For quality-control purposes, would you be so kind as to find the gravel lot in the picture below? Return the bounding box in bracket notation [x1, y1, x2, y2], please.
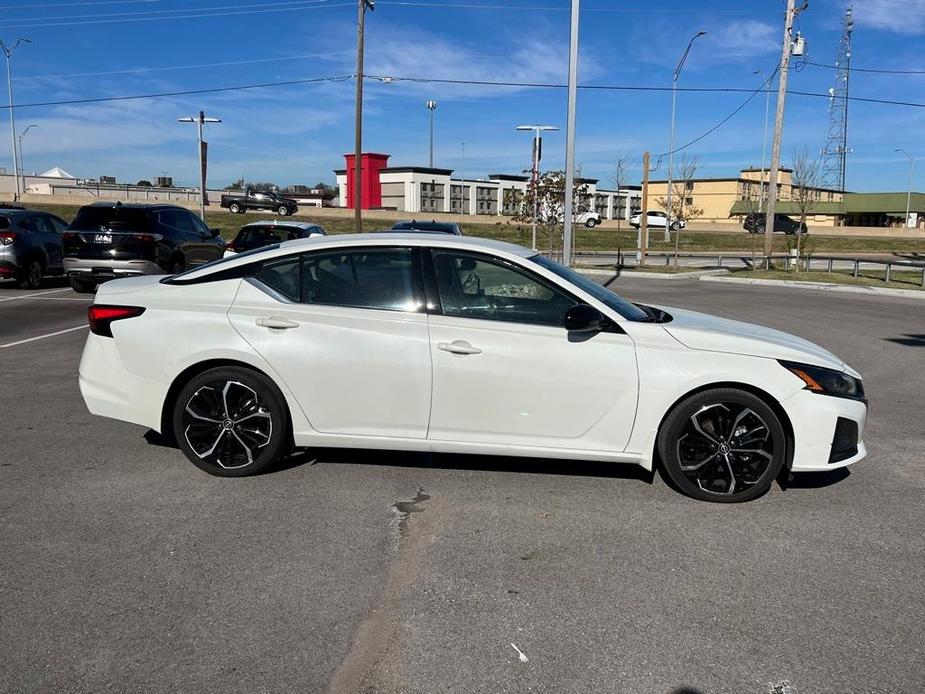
[1, 276, 922, 694]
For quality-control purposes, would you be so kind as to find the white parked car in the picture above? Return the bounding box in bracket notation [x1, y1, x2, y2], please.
[575, 206, 602, 228]
[630, 211, 685, 231]
[79, 234, 867, 502]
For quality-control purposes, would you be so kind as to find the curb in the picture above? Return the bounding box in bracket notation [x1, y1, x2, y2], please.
[700, 275, 925, 300]
[577, 268, 729, 280]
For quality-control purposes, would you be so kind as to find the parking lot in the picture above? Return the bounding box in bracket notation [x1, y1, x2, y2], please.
[1, 276, 923, 694]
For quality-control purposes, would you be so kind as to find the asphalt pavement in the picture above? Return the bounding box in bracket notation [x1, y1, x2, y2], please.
[1, 276, 923, 694]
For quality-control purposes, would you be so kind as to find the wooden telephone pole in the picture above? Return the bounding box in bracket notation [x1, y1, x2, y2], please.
[354, 0, 374, 233]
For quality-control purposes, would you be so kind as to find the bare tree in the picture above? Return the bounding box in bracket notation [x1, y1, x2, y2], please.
[791, 147, 821, 269]
[656, 155, 703, 265]
[514, 169, 590, 258]
[611, 153, 631, 231]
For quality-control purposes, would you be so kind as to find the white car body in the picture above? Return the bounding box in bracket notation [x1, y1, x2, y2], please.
[630, 211, 686, 230]
[78, 234, 866, 495]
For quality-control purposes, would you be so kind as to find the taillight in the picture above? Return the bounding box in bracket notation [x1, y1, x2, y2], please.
[88, 305, 145, 337]
[130, 233, 162, 243]
[62, 231, 76, 241]
[0, 231, 16, 246]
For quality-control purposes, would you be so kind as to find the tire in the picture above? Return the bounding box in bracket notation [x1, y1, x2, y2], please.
[19, 258, 44, 289]
[172, 366, 291, 477]
[170, 256, 185, 275]
[277, 205, 289, 216]
[657, 387, 786, 503]
[229, 202, 242, 214]
[670, 221, 681, 231]
[69, 277, 96, 293]
[584, 218, 598, 228]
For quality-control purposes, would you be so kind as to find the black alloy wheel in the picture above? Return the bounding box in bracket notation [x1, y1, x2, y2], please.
[658, 388, 786, 502]
[19, 258, 43, 289]
[173, 367, 290, 476]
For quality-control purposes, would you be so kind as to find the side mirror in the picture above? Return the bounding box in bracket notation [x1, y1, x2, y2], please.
[210, 228, 221, 237]
[563, 304, 609, 333]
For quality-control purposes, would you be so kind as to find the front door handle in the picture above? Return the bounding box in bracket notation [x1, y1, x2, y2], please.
[438, 340, 482, 355]
[256, 316, 299, 329]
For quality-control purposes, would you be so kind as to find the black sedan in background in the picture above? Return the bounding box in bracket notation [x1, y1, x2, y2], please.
[389, 220, 463, 235]
[744, 213, 808, 235]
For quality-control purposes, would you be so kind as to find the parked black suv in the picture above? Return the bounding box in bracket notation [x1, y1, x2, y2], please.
[0, 204, 69, 289]
[63, 202, 225, 292]
[743, 213, 808, 235]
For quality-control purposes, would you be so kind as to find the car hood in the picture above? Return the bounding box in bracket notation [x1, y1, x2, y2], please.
[659, 306, 858, 376]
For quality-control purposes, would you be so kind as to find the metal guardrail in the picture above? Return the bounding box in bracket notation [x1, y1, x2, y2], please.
[573, 250, 925, 288]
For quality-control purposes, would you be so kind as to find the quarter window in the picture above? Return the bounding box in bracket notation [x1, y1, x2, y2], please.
[431, 251, 575, 327]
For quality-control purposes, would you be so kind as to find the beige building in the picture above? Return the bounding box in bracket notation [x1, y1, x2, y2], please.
[646, 168, 844, 226]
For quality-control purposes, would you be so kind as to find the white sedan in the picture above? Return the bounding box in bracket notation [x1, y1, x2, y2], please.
[78, 234, 867, 502]
[630, 211, 686, 231]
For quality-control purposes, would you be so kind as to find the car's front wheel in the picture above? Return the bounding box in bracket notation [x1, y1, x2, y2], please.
[584, 218, 598, 228]
[657, 387, 786, 502]
[173, 366, 290, 477]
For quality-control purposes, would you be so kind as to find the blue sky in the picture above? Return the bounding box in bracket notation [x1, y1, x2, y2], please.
[2, 0, 924, 192]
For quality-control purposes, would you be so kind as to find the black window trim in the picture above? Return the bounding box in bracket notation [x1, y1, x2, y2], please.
[422, 247, 624, 332]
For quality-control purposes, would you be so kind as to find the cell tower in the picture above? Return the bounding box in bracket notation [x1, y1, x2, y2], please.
[820, 6, 854, 191]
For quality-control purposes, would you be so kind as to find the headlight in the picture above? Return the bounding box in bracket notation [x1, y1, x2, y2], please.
[779, 360, 865, 401]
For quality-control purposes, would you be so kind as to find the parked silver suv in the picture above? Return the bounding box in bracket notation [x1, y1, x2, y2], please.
[0, 204, 69, 289]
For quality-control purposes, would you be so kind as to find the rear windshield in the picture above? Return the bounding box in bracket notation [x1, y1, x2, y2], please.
[392, 221, 456, 233]
[69, 207, 151, 231]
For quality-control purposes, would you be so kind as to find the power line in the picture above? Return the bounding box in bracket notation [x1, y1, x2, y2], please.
[805, 60, 925, 75]
[0, 0, 160, 8]
[377, 1, 782, 10]
[0, 0, 352, 27]
[0, 0, 334, 23]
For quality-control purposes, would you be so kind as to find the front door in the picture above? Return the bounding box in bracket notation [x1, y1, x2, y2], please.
[425, 250, 638, 452]
[227, 246, 432, 439]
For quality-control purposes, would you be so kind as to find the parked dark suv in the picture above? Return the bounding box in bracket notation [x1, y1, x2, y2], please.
[743, 213, 808, 235]
[0, 204, 69, 289]
[63, 202, 225, 292]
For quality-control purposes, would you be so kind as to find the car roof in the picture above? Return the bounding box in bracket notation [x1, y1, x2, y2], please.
[240, 220, 321, 231]
[177, 232, 535, 281]
[82, 201, 185, 211]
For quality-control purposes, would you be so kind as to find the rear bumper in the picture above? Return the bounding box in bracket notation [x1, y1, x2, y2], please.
[0, 259, 21, 277]
[64, 257, 162, 281]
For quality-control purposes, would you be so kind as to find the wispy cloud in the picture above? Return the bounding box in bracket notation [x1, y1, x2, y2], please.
[853, 0, 925, 35]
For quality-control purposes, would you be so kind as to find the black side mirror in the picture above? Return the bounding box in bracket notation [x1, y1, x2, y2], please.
[210, 228, 221, 237]
[563, 304, 609, 333]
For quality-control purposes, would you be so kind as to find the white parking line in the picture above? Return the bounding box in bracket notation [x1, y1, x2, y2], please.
[0, 325, 88, 349]
[0, 288, 72, 303]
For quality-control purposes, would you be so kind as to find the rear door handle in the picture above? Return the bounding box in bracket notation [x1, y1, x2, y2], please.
[256, 316, 299, 329]
[438, 340, 482, 355]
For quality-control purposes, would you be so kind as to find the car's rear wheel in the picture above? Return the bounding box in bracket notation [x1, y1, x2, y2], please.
[69, 277, 96, 293]
[657, 388, 786, 502]
[585, 218, 598, 228]
[173, 366, 290, 477]
[277, 205, 289, 216]
[229, 202, 242, 214]
[170, 256, 185, 274]
[19, 258, 44, 289]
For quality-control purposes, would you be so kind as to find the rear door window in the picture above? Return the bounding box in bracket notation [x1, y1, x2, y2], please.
[70, 207, 151, 231]
[302, 249, 418, 311]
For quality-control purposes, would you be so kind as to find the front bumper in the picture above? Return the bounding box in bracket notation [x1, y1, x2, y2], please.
[782, 388, 868, 471]
[64, 257, 162, 281]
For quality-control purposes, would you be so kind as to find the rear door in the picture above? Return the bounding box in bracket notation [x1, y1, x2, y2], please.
[227, 246, 433, 438]
[65, 206, 155, 261]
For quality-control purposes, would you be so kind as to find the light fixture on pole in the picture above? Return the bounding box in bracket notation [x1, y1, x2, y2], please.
[895, 148, 915, 229]
[178, 110, 221, 220]
[425, 100, 437, 168]
[1, 38, 31, 202]
[517, 124, 558, 251]
[665, 30, 706, 242]
[17, 123, 36, 195]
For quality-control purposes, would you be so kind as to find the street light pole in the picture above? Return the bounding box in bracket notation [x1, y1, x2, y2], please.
[426, 100, 437, 168]
[354, 0, 375, 233]
[1, 38, 30, 202]
[517, 124, 558, 251]
[895, 148, 914, 229]
[665, 31, 706, 242]
[17, 123, 36, 196]
[561, 0, 580, 267]
[755, 69, 772, 213]
[178, 111, 221, 220]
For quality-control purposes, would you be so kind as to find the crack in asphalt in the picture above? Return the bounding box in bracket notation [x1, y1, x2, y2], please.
[327, 486, 436, 694]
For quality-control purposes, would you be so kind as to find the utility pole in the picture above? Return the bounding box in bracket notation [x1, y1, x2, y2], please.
[517, 125, 558, 250]
[764, 0, 805, 257]
[639, 151, 650, 266]
[354, 0, 374, 233]
[561, 0, 580, 267]
[1, 38, 30, 202]
[426, 100, 437, 168]
[178, 110, 221, 220]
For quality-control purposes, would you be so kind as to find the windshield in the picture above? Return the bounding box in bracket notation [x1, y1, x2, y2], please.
[529, 254, 650, 321]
